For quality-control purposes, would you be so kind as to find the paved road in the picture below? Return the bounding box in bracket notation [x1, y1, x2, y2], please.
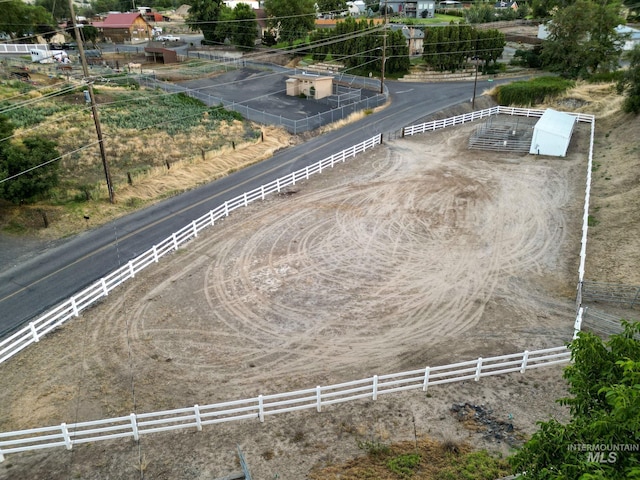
[0, 75, 502, 338]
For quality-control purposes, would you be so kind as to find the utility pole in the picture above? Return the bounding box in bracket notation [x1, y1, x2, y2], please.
[380, 0, 388, 94]
[68, 0, 115, 203]
[471, 38, 479, 109]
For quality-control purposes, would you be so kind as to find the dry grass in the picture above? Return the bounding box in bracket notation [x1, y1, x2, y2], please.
[308, 437, 511, 480]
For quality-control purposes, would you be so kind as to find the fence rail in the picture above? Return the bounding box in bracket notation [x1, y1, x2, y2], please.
[0, 346, 570, 461]
[581, 307, 638, 336]
[0, 135, 382, 365]
[139, 68, 386, 134]
[0, 106, 597, 463]
[402, 105, 596, 339]
[581, 281, 640, 308]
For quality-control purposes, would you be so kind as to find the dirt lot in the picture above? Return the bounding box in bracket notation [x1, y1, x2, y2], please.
[0, 100, 638, 479]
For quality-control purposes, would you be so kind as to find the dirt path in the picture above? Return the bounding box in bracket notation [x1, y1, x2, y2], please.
[0, 118, 593, 479]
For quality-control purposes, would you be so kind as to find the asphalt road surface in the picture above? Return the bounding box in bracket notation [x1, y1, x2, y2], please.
[0, 75, 503, 338]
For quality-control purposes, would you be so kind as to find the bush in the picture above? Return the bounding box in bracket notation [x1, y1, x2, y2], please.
[387, 453, 421, 477]
[511, 46, 542, 68]
[496, 76, 575, 106]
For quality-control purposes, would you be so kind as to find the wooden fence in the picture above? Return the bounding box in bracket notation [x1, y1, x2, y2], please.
[0, 106, 597, 462]
[0, 135, 382, 365]
[0, 346, 570, 461]
[0, 105, 597, 363]
[402, 105, 596, 339]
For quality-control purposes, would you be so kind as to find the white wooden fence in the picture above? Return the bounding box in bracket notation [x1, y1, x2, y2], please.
[402, 105, 596, 338]
[0, 44, 48, 55]
[0, 135, 382, 365]
[0, 346, 570, 461]
[0, 105, 597, 462]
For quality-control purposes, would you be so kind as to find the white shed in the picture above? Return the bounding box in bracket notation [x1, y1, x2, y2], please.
[529, 109, 577, 157]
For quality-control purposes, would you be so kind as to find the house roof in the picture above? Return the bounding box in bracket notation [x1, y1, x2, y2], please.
[616, 24, 640, 40]
[390, 24, 425, 39]
[99, 13, 145, 28]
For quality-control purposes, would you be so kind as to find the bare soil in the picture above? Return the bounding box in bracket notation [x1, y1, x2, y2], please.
[0, 100, 638, 480]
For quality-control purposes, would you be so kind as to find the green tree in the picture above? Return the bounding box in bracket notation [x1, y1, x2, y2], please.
[540, 0, 625, 78]
[88, 0, 130, 16]
[385, 29, 411, 76]
[69, 25, 100, 49]
[618, 45, 640, 114]
[186, 0, 227, 45]
[232, 3, 258, 50]
[0, 137, 61, 204]
[509, 321, 640, 479]
[0, 0, 55, 40]
[465, 3, 495, 23]
[35, 0, 71, 22]
[317, 0, 348, 14]
[0, 116, 14, 164]
[264, 0, 316, 45]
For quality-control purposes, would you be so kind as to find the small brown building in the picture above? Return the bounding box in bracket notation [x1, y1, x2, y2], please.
[93, 13, 153, 44]
[286, 74, 333, 99]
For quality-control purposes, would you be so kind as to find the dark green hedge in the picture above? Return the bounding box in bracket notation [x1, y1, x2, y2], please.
[496, 76, 575, 106]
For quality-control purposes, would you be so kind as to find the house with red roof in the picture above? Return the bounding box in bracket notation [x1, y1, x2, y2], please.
[93, 13, 153, 44]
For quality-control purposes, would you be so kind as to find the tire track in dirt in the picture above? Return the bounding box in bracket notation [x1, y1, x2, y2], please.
[82, 120, 584, 403]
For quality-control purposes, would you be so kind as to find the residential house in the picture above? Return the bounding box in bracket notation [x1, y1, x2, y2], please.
[390, 24, 424, 55]
[143, 12, 172, 23]
[615, 25, 640, 51]
[347, 1, 367, 15]
[381, 0, 436, 18]
[93, 13, 153, 44]
[494, 0, 518, 10]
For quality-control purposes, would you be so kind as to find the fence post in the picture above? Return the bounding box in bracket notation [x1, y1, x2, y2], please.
[172, 232, 179, 251]
[258, 395, 264, 422]
[29, 322, 40, 343]
[130, 413, 139, 441]
[224, 202, 229, 217]
[128, 260, 135, 279]
[61, 423, 72, 450]
[520, 351, 529, 373]
[475, 357, 483, 381]
[71, 297, 79, 317]
[194, 404, 202, 431]
[573, 307, 584, 339]
[422, 367, 430, 392]
[101, 278, 109, 296]
[192, 220, 198, 238]
[316, 386, 322, 412]
[372, 375, 378, 401]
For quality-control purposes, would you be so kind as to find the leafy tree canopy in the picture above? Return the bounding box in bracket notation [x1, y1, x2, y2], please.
[317, 0, 348, 15]
[0, 137, 61, 204]
[186, 0, 229, 45]
[264, 0, 316, 45]
[618, 45, 640, 114]
[540, 0, 625, 78]
[35, 0, 71, 22]
[0, 0, 55, 40]
[232, 3, 258, 51]
[510, 321, 640, 479]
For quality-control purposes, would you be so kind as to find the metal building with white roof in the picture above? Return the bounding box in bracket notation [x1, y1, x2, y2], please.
[529, 108, 577, 157]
